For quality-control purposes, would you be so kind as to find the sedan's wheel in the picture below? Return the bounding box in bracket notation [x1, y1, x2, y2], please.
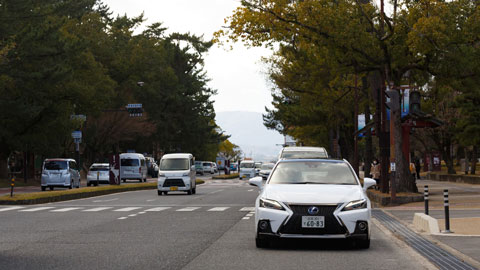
[41, 186, 46, 191]
[157, 190, 162, 196]
[69, 180, 73, 189]
[49, 186, 54, 191]
[87, 182, 91, 187]
[94, 181, 98, 187]
[76, 180, 80, 188]
[163, 191, 168, 195]
[192, 188, 196, 194]
[255, 237, 269, 248]
[355, 239, 370, 249]
[139, 178, 142, 183]
[187, 189, 192, 195]
[122, 179, 126, 183]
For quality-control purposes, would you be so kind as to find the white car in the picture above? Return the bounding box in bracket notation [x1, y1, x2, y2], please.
[87, 163, 109, 186]
[157, 153, 196, 195]
[239, 160, 256, 179]
[278, 146, 329, 159]
[249, 159, 376, 249]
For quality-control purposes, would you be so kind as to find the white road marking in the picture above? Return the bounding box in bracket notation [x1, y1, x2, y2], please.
[208, 189, 224, 195]
[138, 212, 146, 214]
[82, 207, 112, 212]
[50, 207, 82, 212]
[0, 206, 25, 212]
[118, 217, 127, 220]
[246, 213, 253, 217]
[146, 199, 156, 202]
[114, 207, 142, 212]
[248, 189, 254, 192]
[242, 217, 250, 220]
[239, 207, 255, 212]
[20, 207, 55, 212]
[144, 207, 171, 212]
[128, 214, 137, 217]
[208, 207, 230, 212]
[176, 207, 200, 212]
[93, 198, 118, 203]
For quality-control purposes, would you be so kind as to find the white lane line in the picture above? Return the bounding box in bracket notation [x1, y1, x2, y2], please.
[144, 207, 171, 212]
[93, 198, 118, 203]
[114, 207, 142, 212]
[128, 214, 137, 217]
[146, 199, 156, 202]
[246, 213, 254, 217]
[118, 217, 128, 220]
[176, 207, 200, 212]
[82, 207, 112, 212]
[20, 207, 55, 212]
[242, 217, 250, 220]
[138, 212, 146, 214]
[208, 207, 230, 212]
[208, 189, 224, 195]
[248, 189, 254, 192]
[50, 207, 82, 212]
[0, 206, 25, 212]
[239, 207, 255, 212]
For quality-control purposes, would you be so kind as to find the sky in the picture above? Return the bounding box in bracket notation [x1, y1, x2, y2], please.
[102, 0, 274, 113]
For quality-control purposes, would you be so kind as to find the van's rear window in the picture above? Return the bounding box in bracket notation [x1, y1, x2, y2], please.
[44, 161, 68, 170]
[121, 159, 140, 166]
[90, 167, 109, 171]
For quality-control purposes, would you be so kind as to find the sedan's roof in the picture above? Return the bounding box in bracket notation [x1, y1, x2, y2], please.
[278, 158, 344, 164]
[282, 146, 327, 152]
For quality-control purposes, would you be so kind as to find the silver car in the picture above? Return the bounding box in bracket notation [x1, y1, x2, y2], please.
[41, 159, 81, 191]
[87, 163, 109, 186]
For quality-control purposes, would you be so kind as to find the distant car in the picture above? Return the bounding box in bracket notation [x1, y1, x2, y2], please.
[259, 163, 275, 180]
[120, 153, 148, 183]
[230, 163, 238, 171]
[211, 162, 218, 173]
[87, 163, 109, 186]
[157, 153, 196, 195]
[255, 162, 263, 176]
[239, 160, 256, 179]
[278, 146, 329, 160]
[195, 161, 204, 175]
[41, 159, 81, 191]
[203, 162, 214, 174]
[145, 157, 159, 178]
[249, 159, 376, 249]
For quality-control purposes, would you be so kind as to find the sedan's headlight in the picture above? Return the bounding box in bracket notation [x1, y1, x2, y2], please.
[342, 199, 367, 211]
[259, 198, 285, 210]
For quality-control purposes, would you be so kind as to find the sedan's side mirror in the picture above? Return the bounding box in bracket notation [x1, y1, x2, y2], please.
[249, 177, 263, 188]
[363, 178, 377, 191]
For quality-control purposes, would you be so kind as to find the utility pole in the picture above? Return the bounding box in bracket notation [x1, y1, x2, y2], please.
[353, 74, 359, 177]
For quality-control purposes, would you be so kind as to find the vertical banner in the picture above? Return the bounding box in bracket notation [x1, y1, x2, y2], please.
[109, 154, 120, 185]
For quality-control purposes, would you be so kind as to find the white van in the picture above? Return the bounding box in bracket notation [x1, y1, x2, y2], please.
[41, 158, 81, 191]
[157, 153, 196, 195]
[239, 160, 256, 179]
[120, 153, 147, 183]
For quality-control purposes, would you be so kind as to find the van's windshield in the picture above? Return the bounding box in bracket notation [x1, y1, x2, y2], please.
[240, 162, 255, 168]
[160, 159, 189, 171]
[44, 161, 68, 170]
[121, 159, 140, 166]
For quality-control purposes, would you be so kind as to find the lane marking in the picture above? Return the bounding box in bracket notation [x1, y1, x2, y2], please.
[82, 207, 112, 212]
[176, 207, 200, 212]
[239, 207, 255, 212]
[128, 214, 137, 217]
[146, 199, 156, 202]
[248, 189, 254, 192]
[114, 207, 142, 212]
[144, 207, 171, 212]
[0, 206, 25, 212]
[93, 198, 118, 203]
[20, 207, 55, 212]
[138, 212, 146, 214]
[246, 213, 254, 217]
[208, 207, 230, 212]
[50, 207, 82, 212]
[118, 217, 127, 220]
[242, 217, 250, 220]
[208, 189, 224, 195]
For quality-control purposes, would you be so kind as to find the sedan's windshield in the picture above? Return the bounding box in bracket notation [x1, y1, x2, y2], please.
[44, 161, 68, 170]
[281, 151, 328, 159]
[160, 159, 189, 171]
[240, 162, 255, 168]
[269, 161, 357, 185]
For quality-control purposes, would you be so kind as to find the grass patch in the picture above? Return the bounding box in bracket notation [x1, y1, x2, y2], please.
[0, 179, 40, 188]
[212, 173, 240, 180]
[196, 179, 205, 185]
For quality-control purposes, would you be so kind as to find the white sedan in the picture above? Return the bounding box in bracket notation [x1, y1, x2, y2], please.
[249, 159, 376, 249]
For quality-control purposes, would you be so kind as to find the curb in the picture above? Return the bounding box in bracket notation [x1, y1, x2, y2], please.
[426, 172, 480, 185]
[412, 213, 440, 234]
[367, 190, 424, 206]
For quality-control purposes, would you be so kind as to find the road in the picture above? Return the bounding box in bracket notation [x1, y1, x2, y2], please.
[0, 179, 432, 270]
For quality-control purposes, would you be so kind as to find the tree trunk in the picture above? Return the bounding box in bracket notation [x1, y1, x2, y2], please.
[471, 145, 477, 175]
[465, 147, 470, 175]
[393, 106, 416, 193]
[442, 137, 456, 174]
[364, 104, 373, 178]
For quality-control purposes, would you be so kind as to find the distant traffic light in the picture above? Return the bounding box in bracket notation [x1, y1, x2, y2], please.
[385, 90, 400, 111]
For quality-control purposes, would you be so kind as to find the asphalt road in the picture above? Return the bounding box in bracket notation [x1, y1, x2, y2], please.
[0, 179, 432, 270]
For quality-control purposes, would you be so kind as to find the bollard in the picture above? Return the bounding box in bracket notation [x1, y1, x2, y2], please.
[10, 176, 15, 197]
[424, 185, 429, 215]
[443, 189, 452, 233]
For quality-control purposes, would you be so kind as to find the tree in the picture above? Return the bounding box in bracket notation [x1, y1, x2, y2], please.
[218, 140, 243, 161]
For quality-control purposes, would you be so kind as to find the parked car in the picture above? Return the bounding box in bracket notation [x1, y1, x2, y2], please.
[258, 163, 275, 180]
[203, 162, 214, 174]
[145, 157, 159, 178]
[87, 163, 109, 186]
[120, 153, 148, 183]
[41, 159, 81, 191]
[211, 162, 218, 173]
[195, 161, 204, 175]
[230, 163, 238, 172]
[249, 158, 376, 249]
[239, 160, 256, 179]
[157, 153, 196, 195]
[255, 162, 263, 176]
[278, 146, 329, 160]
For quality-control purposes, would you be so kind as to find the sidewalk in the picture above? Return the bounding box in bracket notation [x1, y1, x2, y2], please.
[382, 178, 480, 266]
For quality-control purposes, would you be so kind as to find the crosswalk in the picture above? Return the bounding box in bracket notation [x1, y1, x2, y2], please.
[0, 206, 256, 214]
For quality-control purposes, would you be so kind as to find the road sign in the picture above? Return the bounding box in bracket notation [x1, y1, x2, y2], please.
[71, 131, 82, 139]
[70, 114, 87, 121]
[73, 138, 81, 144]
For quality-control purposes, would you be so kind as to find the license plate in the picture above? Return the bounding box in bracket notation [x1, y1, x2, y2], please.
[170, 186, 178, 191]
[302, 216, 325, 228]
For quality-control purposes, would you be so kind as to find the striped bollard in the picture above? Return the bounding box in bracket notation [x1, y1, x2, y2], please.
[424, 185, 429, 215]
[443, 189, 452, 233]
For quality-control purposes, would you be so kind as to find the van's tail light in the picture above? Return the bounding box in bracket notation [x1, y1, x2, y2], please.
[139, 167, 141, 173]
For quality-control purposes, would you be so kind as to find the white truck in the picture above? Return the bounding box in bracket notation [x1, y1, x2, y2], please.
[239, 160, 256, 179]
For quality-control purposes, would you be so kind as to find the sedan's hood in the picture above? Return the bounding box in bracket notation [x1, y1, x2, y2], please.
[161, 170, 189, 177]
[263, 184, 364, 205]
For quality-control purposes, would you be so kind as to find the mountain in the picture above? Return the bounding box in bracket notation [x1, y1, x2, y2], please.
[215, 111, 284, 161]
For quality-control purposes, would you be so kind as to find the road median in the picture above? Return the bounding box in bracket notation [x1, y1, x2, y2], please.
[0, 179, 205, 205]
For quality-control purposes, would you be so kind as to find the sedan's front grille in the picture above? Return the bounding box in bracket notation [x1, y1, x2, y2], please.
[279, 204, 346, 235]
[163, 179, 185, 187]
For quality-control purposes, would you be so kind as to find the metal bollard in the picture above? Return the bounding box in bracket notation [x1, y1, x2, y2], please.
[424, 185, 429, 215]
[10, 176, 15, 197]
[443, 189, 452, 233]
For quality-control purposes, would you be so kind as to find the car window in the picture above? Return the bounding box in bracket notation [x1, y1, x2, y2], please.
[44, 161, 68, 170]
[160, 159, 189, 170]
[141, 159, 145, 166]
[90, 167, 109, 171]
[269, 162, 357, 185]
[121, 158, 140, 166]
[240, 162, 254, 168]
[202, 162, 210, 166]
[281, 151, 328, 159]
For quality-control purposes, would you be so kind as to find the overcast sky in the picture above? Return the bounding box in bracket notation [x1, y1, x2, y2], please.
[102, 0, 274, 113]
